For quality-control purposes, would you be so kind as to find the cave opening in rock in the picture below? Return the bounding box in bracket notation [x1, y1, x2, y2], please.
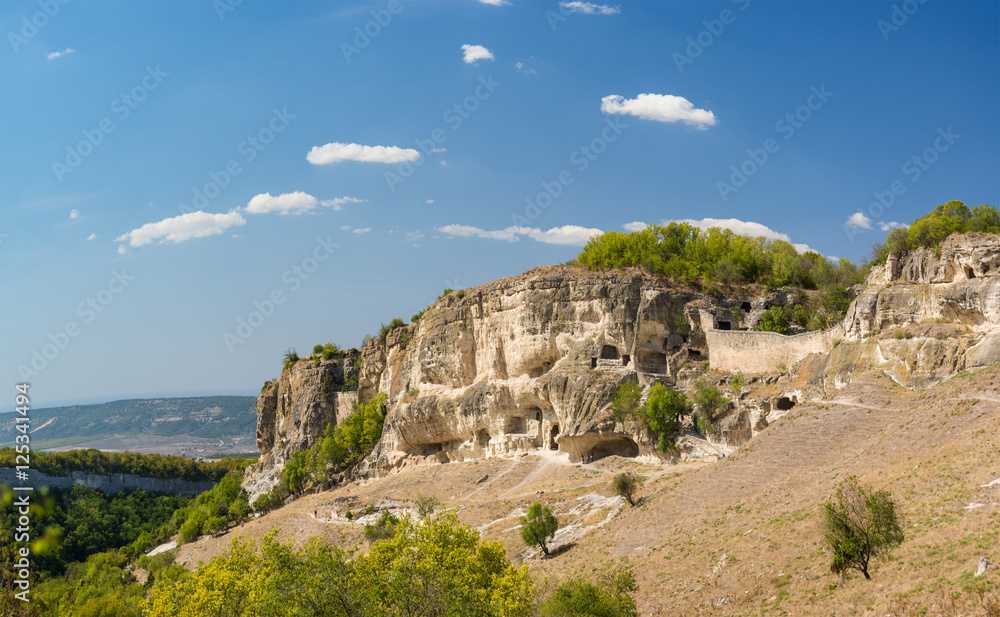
[505, 415, 526, 434]
[590, 435, 639, 460]
[600, 345, 620, 360]
[621, 354, 631, 366]
[591, 357, 597, 369]
[688, 349, 702, 360]
[477, 429, 490, 446]
[718, 321, 732, 330]
[534, 410, 542, 422]
[775, 397, 795, 411]
[637, 351, 668, 374]
[741, 302, 752, 312]
[549, 425, 559, 450]
[965, 265, 976, 279]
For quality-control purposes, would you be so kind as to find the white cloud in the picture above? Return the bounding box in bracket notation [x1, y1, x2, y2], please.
[622, 221, 647, 232]
[426, 199, 435, 204]
[340, 225, 352, 231]
[462, 44, 495, 65]
[47, 47, 74, 60]
[115, 210, 245, 247]
[559, 1, 620, 15]
[69, 209, 79, 220]
[432, 147, 447, 153]
[601, 93, 717, 128]
[245, 191, 317, 215]
[477, 0, 509, 5]
[86, 233, 97, 241]
[321, 196, 365, 211]
[117, 245, 127, 255]
[879, 221, 907, 232]
[438, 224, 603, 246]
[845, 212, 872, 230]
[353, 227, 372, 234]
[672, 217, 816, 254]
[307, 142, 420, 165]
[515, 62, 536, 75]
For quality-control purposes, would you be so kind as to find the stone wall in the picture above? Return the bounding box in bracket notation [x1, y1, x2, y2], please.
[0, 468, 214, 496]
[705, 324, 844, 374]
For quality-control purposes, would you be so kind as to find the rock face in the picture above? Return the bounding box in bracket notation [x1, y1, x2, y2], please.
[243, 235, 1000, 493]
[0, 468, 214, 496]
[243, 355, 358, 502]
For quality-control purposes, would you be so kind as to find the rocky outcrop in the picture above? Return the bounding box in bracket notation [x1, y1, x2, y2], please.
[243, 234, 1000, 492]
[0, 468, 214, 496]
[243, 355, 358, 502]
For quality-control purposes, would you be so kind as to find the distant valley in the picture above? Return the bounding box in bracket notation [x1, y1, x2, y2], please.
[0, 396, 257, 458]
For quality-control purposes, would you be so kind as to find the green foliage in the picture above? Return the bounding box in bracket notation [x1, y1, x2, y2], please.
[172, 472, 250, 545]
[0, 448, 247, 483]
[872, 201, 1000, 264]
[823, 476, 904, 580]
[313, 344, 323, 355]
[611, 381, 642, 423]
[692, 379, 725, 435]
[146, 513, 534, 617]
[638, 384, 691, 452]
[364, 509, 399, 543]
[456, 289, 466, 299]
[438, 288, 455, 300]
[415, 494, 439, 518]
[520, 503, 559, 556]
[731, 374, 745, 396]
[612, 471, 642, 507]
[252, 487, 286, 514]
[756, 306, 790, 334]
[577, 222, 864, 291]
[540, 562, 637, 617]
[322, 341, 339, 359]
[411, 309, 425, 322]
[282, 348, 300, 372]
[379, 318, 406, 344]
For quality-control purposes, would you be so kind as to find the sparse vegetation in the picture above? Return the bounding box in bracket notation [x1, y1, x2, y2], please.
[611, 381, 642, 423]
[692, 379, 725, 435]
[873, 201, 1000, 264]
[823, 476, 905, 580]
[613, 471, 642, 507]
[756, 306, 790, 334]
[540, 562, 638, 617]
[639, 384, 691, 452]
[363, 508, 399, 542]
[282, 348, 300, 372]
[520, 503, 559, 556]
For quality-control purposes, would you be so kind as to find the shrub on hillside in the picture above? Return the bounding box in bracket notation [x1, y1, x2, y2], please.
[520, 503, 559, 556]
[612, 471, 642, 507]
[823, 476, 904, 580]
[540, 562, 638, 617]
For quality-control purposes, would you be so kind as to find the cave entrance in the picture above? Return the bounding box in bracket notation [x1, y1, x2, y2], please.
[549, 425, 560, 450]
[590, 436, 639, 460]
[621, 354, 631, 366]
[591, 357, 597, 369]
[775, 397, 795, 411]
[638, 351, 668, 374]
[741, 302, 752, 312]
[965, 265, 976, 279]
[477, 429, 490, 446]
[600, 345, 620, 360]
[718, 321, 732, 331]
[688, 349, 702, 360]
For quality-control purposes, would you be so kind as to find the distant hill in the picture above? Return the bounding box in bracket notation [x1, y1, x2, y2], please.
[1, 396, 257, 456]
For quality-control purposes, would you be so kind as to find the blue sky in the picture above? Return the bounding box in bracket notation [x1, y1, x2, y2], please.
[1, 0, 997, 407]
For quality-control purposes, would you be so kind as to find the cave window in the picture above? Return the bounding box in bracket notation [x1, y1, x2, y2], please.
[535, 411, 542, 422]
[741, 302, 752, 312]
[965, 265, 976, 279]
[591, 357, 597, 369]
[688, 349, 702, 360]
[621, 354, 631, 366]
[775, 397, 795, 411]
[477, 429, 490, 446]
[506, 416, 526, 434]
[549, 425, 559, 450]
[718, 321, 732, 331]
[600, 345, 620, 360]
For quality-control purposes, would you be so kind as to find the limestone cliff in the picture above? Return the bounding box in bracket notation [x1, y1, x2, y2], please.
[243, 235, 1000, 498]
[243, 355, 358, 501]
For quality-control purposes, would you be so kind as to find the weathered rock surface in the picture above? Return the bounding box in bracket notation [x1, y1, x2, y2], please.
[0, 468, 214, 496]
[244, 234, 1000, 493]
[243, 355, 358, 502]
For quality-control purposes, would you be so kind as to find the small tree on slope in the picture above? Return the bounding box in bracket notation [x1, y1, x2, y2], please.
[823, 476, 904, 580]
[520, 503, 559, 556]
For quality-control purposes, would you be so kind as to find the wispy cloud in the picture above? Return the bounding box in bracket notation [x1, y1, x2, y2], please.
[879, 221, 906, 232]
[477, 0, 509, 6]
[47, 47, 74, 60]
[86, 233, 97, 241]
[321, 196, 365, 211]
[353, 227, 372, 234]
[438, 224, 603, 246]
[115, 210, 245, 247]
[601, 93, 717, 128]
[118, 245, 127, 255]
[515, 61, 536, 75]
[69, 209, 79, 220]
[559, 1, 620, 15]
[622, 221, 647, 232]
[845, 212, 872, 230]
[307, 142, 420, 165]
[462, 44, 495, 65]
